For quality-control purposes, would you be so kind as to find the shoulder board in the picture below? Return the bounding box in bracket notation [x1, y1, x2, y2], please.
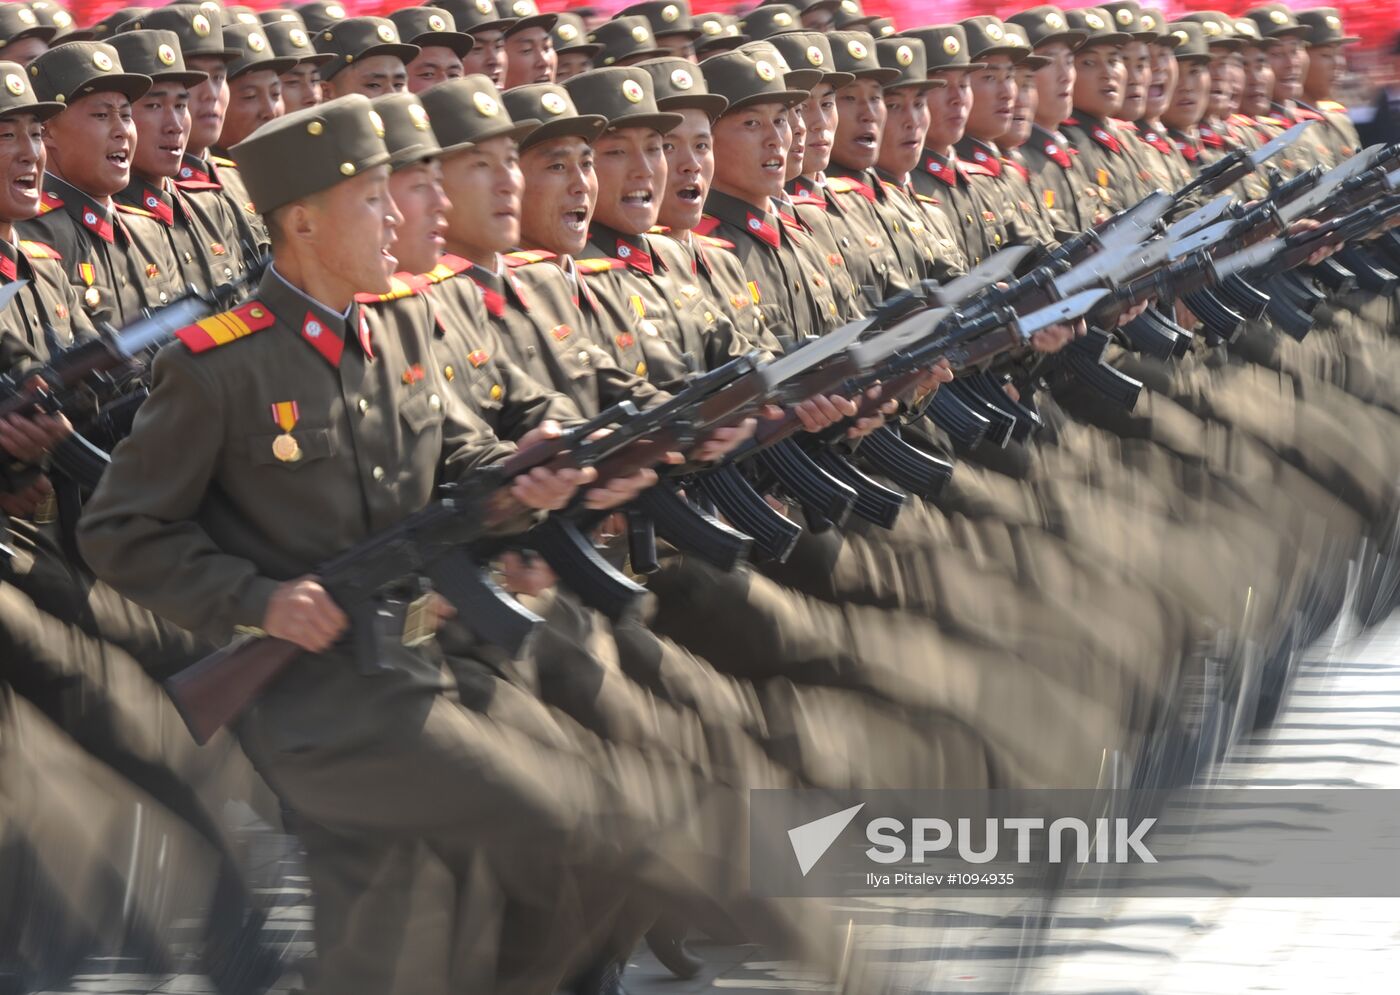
[575, 257, 624, 274]
[17, 239, 60, 260]
[790, 190, 826, 208]
[913, 192, 939, 205]
[1317, 99, 1348, 114]
[695, 233, 736, 250]
[959, 159, 995, 177]
[694, 215, 722, 237]
[1256, 115, 1286, 126]
[175, 178, 222, 192]
[505, 249, 557, 267]
[38, 191, 62, 214]
[1112, 118, 1137, 131]
[356, 273, 428, 303]
[175, 300, 275, 353]
[645, 224, 672, 235]
[429, 253, 473, 280]
[825, 175, 857, 193]
[210, 155, 238, 168]
[1293, 107, 1324, 121]
[114, 202, 156, 219]
[1228, 113, 1254, 125]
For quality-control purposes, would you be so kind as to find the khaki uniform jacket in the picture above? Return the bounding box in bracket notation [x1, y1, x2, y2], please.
[1196, 118, 1271, 199]
[954, 137, 1055, 248]
[1019, 125, 1107, 237]
[0, 235, 96, 377]
[908, 148, 1008, 265]
[77, 266, 515, 639]
[1299, 98, 1362, 165]
[176, 151, 269, 253]
[1126, 121, 1195, 193]
[1058, 113, 1155, 215]
[657, 231, 781, 354]
[117, 176, 252, 297]
[17, 174, 182, 326]
[789, 174, 905, 307]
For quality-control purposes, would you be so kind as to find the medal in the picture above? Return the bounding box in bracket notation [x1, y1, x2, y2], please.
[83, 286, 100, 307]
[270, 400, 301, 462]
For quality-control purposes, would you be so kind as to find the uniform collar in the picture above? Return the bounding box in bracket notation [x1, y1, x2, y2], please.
[265, 262, 374, 367]
[956, 137, 1003, 176]
[42, 173, 121, 243]
[0, 238, 31, 283]
[703, 188, 783, 248]
[120, 176, 179, 226]
[586, 220, 659, 275]
[918, 147, 962, 186]
[1066, 112, 1122, 153]
[177, 152, 222, 190]
[1031, 125, 1074, 168]
[825, 163, 882, 199]
[462, 253, 530, 316]
[872, 164, 911, 190]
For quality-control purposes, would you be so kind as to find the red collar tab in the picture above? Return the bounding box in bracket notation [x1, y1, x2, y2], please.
[139, 187, 174, 225]
[356, 309, 374, 360]
[1089, 126, 1121, 154]
[1199, 125, 1225, 148]
[693, 214, 721, 237]
[1041, 137, 1072, 168]
[744, 212, 781, 248]
[1004, 157, 1028, 181]
[1140, 130, 1173, 153]
[615, 237, 653, 274]
[967, 147, 1002, 177]
[300, 311, 344, 366]
[922, 156, 956, 185]
[1174, 138, 1199, 161]
[79, 205, 115, 243]
[0, 252, 16, 281]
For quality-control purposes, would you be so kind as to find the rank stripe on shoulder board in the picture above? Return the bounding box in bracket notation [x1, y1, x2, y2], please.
[18, 240, 60, 260]
[176, 301, 275, 353]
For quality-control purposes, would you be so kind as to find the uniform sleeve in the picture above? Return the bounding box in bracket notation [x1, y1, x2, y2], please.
[77, 345, 280, 636]
[493, 348, 586, 439]
[581, 336, 666, 411]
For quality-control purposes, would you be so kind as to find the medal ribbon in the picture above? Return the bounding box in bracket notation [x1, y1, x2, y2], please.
[271, 401, 299, 433]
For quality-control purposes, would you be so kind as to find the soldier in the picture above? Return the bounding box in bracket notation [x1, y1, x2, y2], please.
[620, 0, 703, 61]
[1296, 7, 1363, 158]
[389, 6, 473, 94]
[1158, 22, 1214, 164]
[0, 2, 55, 66]
[314, 15, 417, 98]
[215, 22, 294, 149]
[551, 12, 600, 82]
[110, 29, 250, 295]
[431, 0, 513, 88]
[737, 3, 803, 45]
[782, 0, 841, 34]
[500, 0, 556, 88]
[1176, 11, 1259, 165]
[265, 17, 331, 111]
[588, 15, 667, 68]
[693, 12, 746, 57]
[17, 41, 181, 325]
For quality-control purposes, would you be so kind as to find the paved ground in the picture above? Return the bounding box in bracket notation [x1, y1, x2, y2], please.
[31, 609, 1400, 995]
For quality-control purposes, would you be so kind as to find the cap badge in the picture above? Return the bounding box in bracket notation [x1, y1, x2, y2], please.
[368, 109, 385, 136]
[621, 77, 645, 101]
[896, 44, 913, 66]
[1269, 10, 1288, 25]
[806, 44, 824, 66]
[1326, 15, 1341, 29]
[1202, 20, 1220, 36]
[53, 10, 72, 28]
[1085, 13, 1105, 30]
[773, 11, 792, 26]
[249, 32, 267, 51]
[558, 23, 578, 40]
[92, 50, 113, 71]
[1046, 12, 1066, 29]
[841, 0, 860, 12]
[631, 24, 650, 42]
[476, 0, 494, 13]
[1115, 8, 1134, 26]
[1171, 30, 1188, 45]
[662, 4, 680, 22]
[428, 14, 448, 31]
[376, 24, 397, 42]
[754, 58, 777, 80]
[541, 89, 568, 113]
[290, 28, 309, 47]
[409, 103, 431, 128]
[986, 22, 1004, 39]
[943, 35, 960, 55]
[16, 8, 34, 24]
[473, 89, 499, 115]
[702, 19, 721, 34]
[670, 67, 693, 89]
[846, 38, 867, 59]
[513, 0, 535, 16]
[192, 13, 212, 36]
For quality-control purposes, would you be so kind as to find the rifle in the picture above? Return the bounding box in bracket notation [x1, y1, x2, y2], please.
[1165, 120, 1313, 220]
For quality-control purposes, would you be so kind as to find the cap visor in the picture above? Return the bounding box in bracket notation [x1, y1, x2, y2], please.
[388, 141, 443, 169]
[656, 93, 729, 118]
[439, 118, 540, 153]
[467, 17, 517, 34]
[556, 42, 603, 58]
[521, 113, 607, 147]
[723, 89, 808, 112]
[850, 66, 901, 85]
[411, 31, 475, 57]
[886, 77, 948, 91]
[656, 28, 705, 41]
[602, 47, 669, 63]
[1022, 54, 1050, 69]
[1085, 32, 1132, 47]
[602, 110, 685, 133]
[233, 57, 300, 79]
[1031, 30, 1089, 49]
[0, 99, 66, 123]
[783, 67, 822, 90]
[357, 42, 422, 64]
[292, 52, 337, 67]
[696, 35, 749, 54]
[505, 14, 557, 36]
[71, 72, 153, 103]
[150, 70, 211, 87]
[970, 45, 1031, 62]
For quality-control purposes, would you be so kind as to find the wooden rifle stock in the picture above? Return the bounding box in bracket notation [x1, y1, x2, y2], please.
[165, 635, 302, 745]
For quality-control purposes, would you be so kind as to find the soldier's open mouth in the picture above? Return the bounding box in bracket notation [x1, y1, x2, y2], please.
[563, 208, 588, 230]
[1149, 84, 1165, 101]
[853, 133, 878, 149]
[676, 184, 702, 202]
[621, 189, 653, 205]
[13, 172, 35, 191]
[107, 151, 129, 165]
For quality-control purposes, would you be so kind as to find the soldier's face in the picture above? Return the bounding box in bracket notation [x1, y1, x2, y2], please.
[43, 91, 135, 198]
[1304, 43, 1341, 99]
[1241, 45, 1275, 116]
[186, 55, 230, 153]
[1206, 50, 1243, 118]
[832, 77, 885, 170]
[877, 84, 929, 178]
[1268, 35, 1306, 103]
[1119, 40, 1150, 121]
[1145, 42, 1177, 120]
[519, 135, 595, 255]
[439, 135, 523, 257]
[326, 54, 408, 97]
[280, 63, 322, 111]
[1072, 43, 1123, 118]
[966, 55, 1017, 141]
[710, 100, 791, 208]
[554, 50, 594, 82]
[0, 113, 45, 224]
[924, 69, 971, 151]
[1163, 59, 1210, 130]
[3, 35, 47, 66]
[798, 82, 837, 175]
[591, 126, 664, 234]
[300, 165, 400, 294]
[131, 82, 192, 181]
[801, 8, 835, 32]
[659, 109, 713, 232]
[407, 45, 464, 93]
[219, 69, 284, 150]
[464, 29, 506, 86]
[1032, 42, 1075, 127]
[388, 159, 450, 274]
[503, 27, 556, 88]
[1005, 66, 1036, 148]
[656, 33, 697, 61]
[786, 105, 805, 181]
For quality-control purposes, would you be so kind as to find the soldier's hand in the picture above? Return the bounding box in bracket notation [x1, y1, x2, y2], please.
[498, 551, 557, 597]
[1286, 218, 1342, 266]
[915, 358, 955, 394]
[583, 467, 658, 510]
[0, 409, 73, 464]
[1030, 321, 1076, 354]
[511, 420, 596, 510]
[1115, 301, 1150, 328]
[264, 576, 348, 653]
[847, 386, 898, 440]
[794, 393, 858, 432]
[0, 474, 52, 518]
[691, 417, 757, 462]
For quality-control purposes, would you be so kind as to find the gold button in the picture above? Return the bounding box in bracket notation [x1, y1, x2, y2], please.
[577, 350, 591, 365]
[358, 398, 369, 414]
[158, 291, 168, 303]
[428, 393, 442, 411]
[372, 466, 385, 481]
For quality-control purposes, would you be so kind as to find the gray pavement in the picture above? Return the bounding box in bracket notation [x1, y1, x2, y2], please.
[30, 611, 1400, 995]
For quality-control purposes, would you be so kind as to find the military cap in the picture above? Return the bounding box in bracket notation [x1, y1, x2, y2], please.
[500, 0, 555, 37]
[637, 56, 726, 117]
[224, 6, 262, 27]
[1296, 8, 1360, 46]
[265, 19, 333, 65]
[875, 37, 945, 91]
[223, 23, 297, 78]
[123, 5, 241, 62]
[371, 91, 440, 170]
[108, 29, 208, 86]
[27, 1, 73, 40]
[504, 81, 606, 148]
[0, 57, 62, 119]
[86, 6, 149, 41]
[1099, 1, 1154, 42]
[418, 74, 537, 150]
[231, 93, 389, 213]
[694, 12, 746, 55]
[588, 16, 667, 66]
[739, 38, 821, 90]
[864, 17, 896, 38]
[1063, 7, 1130, 47]
[27, 40, 150, 104]
[1231, 17, 1265, 46]
[315, 17, 420, 82]
[826, 30, 899, 83]
[999, 22, 1049, 68]
[428, 0, 514, 36]
[1138, 9, 1176, 45]
[619, 1, 702, 41]
[760, 0, 839, 17]
[1164, 21, 1211, 62]
[740, 4, 802, 40]
[699, 48, 808, 111]
[1244, 4, 1311, 41]
[1178, 12, 1246, 50]
[960, 16, 1030, 62]
[389, 7, 474, 57]
[259, 9, 305, 27]
[766, 31, 854, 89]
[564, 65, 682, 132]
[551, 13, 601, 57]
[1007, 6, 1087, 51]
[295, 0, 348, 35]
[0, 4, 57, 47]
[901, 25, 987, 73]
[832, 0, 875, 31]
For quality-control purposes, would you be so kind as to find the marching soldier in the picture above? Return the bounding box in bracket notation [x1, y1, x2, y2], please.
[551, 12, 600, 81]
[314, 15, 417, 98]
[215, 23, 294, 151]
[620, 0, 704, 62]
[500, 0, 556, 89]
[390, 5, 473, 93]
[430, 0, 512, 88]
[0, 2, 55, 66]
[265, 16, 331, 111]
[588, 15, 668, 69]
[1296, 7, 1364, 159]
